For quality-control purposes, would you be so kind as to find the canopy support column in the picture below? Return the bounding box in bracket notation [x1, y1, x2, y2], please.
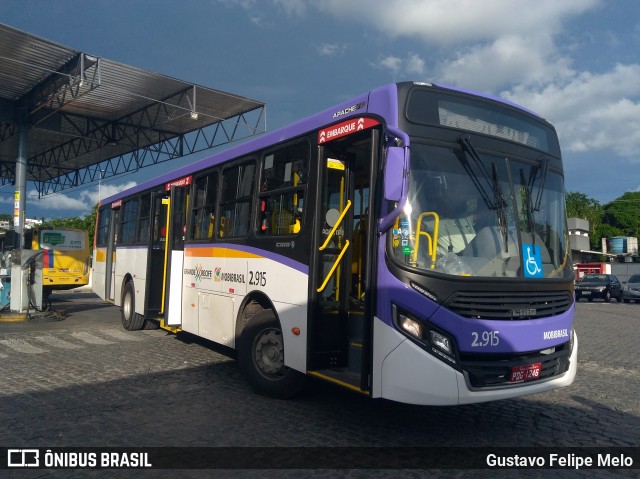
[14, 123, 29, 248]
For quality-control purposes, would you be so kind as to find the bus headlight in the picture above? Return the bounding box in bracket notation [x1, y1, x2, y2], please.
[398, 313, 423, 339]
[429, 330, 452, 355]
[393, 305, 458, 366]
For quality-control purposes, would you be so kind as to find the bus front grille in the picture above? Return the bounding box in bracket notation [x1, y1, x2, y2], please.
[459, 343, 572, 388]
[444, 290, 572, 320]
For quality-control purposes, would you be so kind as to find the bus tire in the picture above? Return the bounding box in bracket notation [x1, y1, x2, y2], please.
[121, 281, 145, 331]
[143, 318, 160, 330]
[238, 310, 305, 399]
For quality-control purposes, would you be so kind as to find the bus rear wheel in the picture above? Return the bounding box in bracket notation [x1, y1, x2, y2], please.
[121, 281, 145, 331]
[238, 310, 305, 399]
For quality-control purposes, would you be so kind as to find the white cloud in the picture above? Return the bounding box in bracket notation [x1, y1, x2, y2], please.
[274, 0, 309, 17]
[24, 181, 138, 219]
[218, 0, 309, 25]
[372, 53, 426, 77]
[373, 55, 402, 74]
[502, 64, 640, 158]
[438, 34, 574, 92]
[97, 181, 138, 204]
[178, 0, 640, 190]
[316, 43, 347, 57]
[406, 53, 426, 75]
[216, 0, 270, 26]
[313, 0, 640, 171]
[27, 190, 89, 212]
[316, 0, 600, 45]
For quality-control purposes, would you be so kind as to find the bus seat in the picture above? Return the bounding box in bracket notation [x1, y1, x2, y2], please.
[271, 208, 294, 235]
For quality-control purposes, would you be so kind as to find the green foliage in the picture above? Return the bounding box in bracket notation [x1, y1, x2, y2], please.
[566, 190, 640, 251]
[595, 223, 624, 244]
[565, 191, 604, 248]
[601, 191, 640, 238]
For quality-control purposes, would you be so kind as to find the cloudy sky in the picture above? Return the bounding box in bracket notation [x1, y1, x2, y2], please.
[1, 0, 639, 220]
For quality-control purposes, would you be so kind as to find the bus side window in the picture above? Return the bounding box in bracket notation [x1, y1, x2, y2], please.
[218, 161, 255, 238]
[262, 191, 304, 235]
[191, 172, 218, 240]
[137, 194, 151, 244]
[96, 206, 110, 247]
[257, 142, 308, 236]
[120, 198, 139, 245]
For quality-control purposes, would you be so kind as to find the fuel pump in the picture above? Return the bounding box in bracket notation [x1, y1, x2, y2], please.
[0, 229, 16, 310]
[10, 248, 44, 312]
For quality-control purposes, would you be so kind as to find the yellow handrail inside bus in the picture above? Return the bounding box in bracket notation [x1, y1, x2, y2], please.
[160, 197, 171, 313]
[317, 240, 350, 293]
[319, 200, 352, 251]
[412, 211, 439, 268]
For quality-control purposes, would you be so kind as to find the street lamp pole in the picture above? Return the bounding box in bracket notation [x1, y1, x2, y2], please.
[98, 169, 105, 202]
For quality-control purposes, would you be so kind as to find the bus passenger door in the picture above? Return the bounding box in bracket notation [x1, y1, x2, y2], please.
[309, 129, 376, 393]
[106, 207, 119, 301]
[145, 192, 169, 318]
[162, 183, 190, 326]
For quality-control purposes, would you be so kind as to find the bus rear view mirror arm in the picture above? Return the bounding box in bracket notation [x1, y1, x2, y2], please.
[378, 195, 408, 234]
[379, 128, 409, 234]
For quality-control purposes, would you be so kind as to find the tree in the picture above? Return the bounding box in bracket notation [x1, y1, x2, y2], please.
[43, 204, 97, 247]
[602, 191, 640, 239]
[565, 191, 604, 249]
[595, 223, 624, 247]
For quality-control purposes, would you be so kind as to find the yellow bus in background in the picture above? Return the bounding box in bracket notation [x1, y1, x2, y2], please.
[30, 227, 91, 296]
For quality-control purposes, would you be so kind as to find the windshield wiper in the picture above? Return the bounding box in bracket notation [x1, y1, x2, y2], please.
[458, 136, 495, 210]
[491, 163, 509, 252]
[458, 136, 509, 249]
[520, 168, 536, 236]
[517, 156, 549, 252]
[532, 155, 549, 211]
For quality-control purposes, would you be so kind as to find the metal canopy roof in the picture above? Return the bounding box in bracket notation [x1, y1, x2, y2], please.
[0, 23, 266, 197]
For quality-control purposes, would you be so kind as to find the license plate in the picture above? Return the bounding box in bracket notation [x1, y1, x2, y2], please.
[582, 291, 591, 295]
[509, 363, 542, 383]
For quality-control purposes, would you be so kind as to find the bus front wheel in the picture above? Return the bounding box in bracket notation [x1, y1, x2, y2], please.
[238, 310, 305, 399]
[121, 281, 145, 331]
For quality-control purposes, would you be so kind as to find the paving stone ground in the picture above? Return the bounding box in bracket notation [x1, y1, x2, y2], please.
[0, 293, 638, 478]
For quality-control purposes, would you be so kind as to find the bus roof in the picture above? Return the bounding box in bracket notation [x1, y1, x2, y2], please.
[101, 81, 544, 204]
[101, 83, 400, 205]
[432, 82, 544, 119]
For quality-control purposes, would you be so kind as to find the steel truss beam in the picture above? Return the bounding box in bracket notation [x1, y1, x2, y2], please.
[0, 160, 16, 185]
[0, 26, 267, 201]
[27, 53, 101, 121]
[35, 105, 265, 197]
[0, 122, 16, 142]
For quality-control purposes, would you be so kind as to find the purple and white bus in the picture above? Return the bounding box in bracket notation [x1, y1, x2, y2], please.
[93, 82, 576, 405]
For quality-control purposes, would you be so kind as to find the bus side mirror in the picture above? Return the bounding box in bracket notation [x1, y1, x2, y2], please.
[378, 146, 409, 234]
[384, 147, 405, 202]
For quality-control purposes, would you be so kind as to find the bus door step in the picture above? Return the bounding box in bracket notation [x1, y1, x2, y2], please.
[307, 369, 368, 395]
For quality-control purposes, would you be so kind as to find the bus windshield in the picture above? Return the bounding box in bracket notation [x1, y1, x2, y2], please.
[390, 142, 571, 279]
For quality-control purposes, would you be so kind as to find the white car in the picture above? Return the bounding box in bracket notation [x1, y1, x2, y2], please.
[622, 274, 640, 303]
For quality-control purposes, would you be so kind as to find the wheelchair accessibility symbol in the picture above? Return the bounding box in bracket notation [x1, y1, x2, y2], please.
[522, 244, 543, 278]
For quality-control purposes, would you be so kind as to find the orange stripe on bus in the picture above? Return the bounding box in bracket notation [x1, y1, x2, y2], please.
[185, 247, 262, 259]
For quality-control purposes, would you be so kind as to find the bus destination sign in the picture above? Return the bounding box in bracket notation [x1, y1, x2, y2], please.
[318, 117, 380, 144]
[165, 175, 192, 191]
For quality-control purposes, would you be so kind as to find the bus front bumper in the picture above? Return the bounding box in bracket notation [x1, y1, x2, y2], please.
[373, 316, 578, 406]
